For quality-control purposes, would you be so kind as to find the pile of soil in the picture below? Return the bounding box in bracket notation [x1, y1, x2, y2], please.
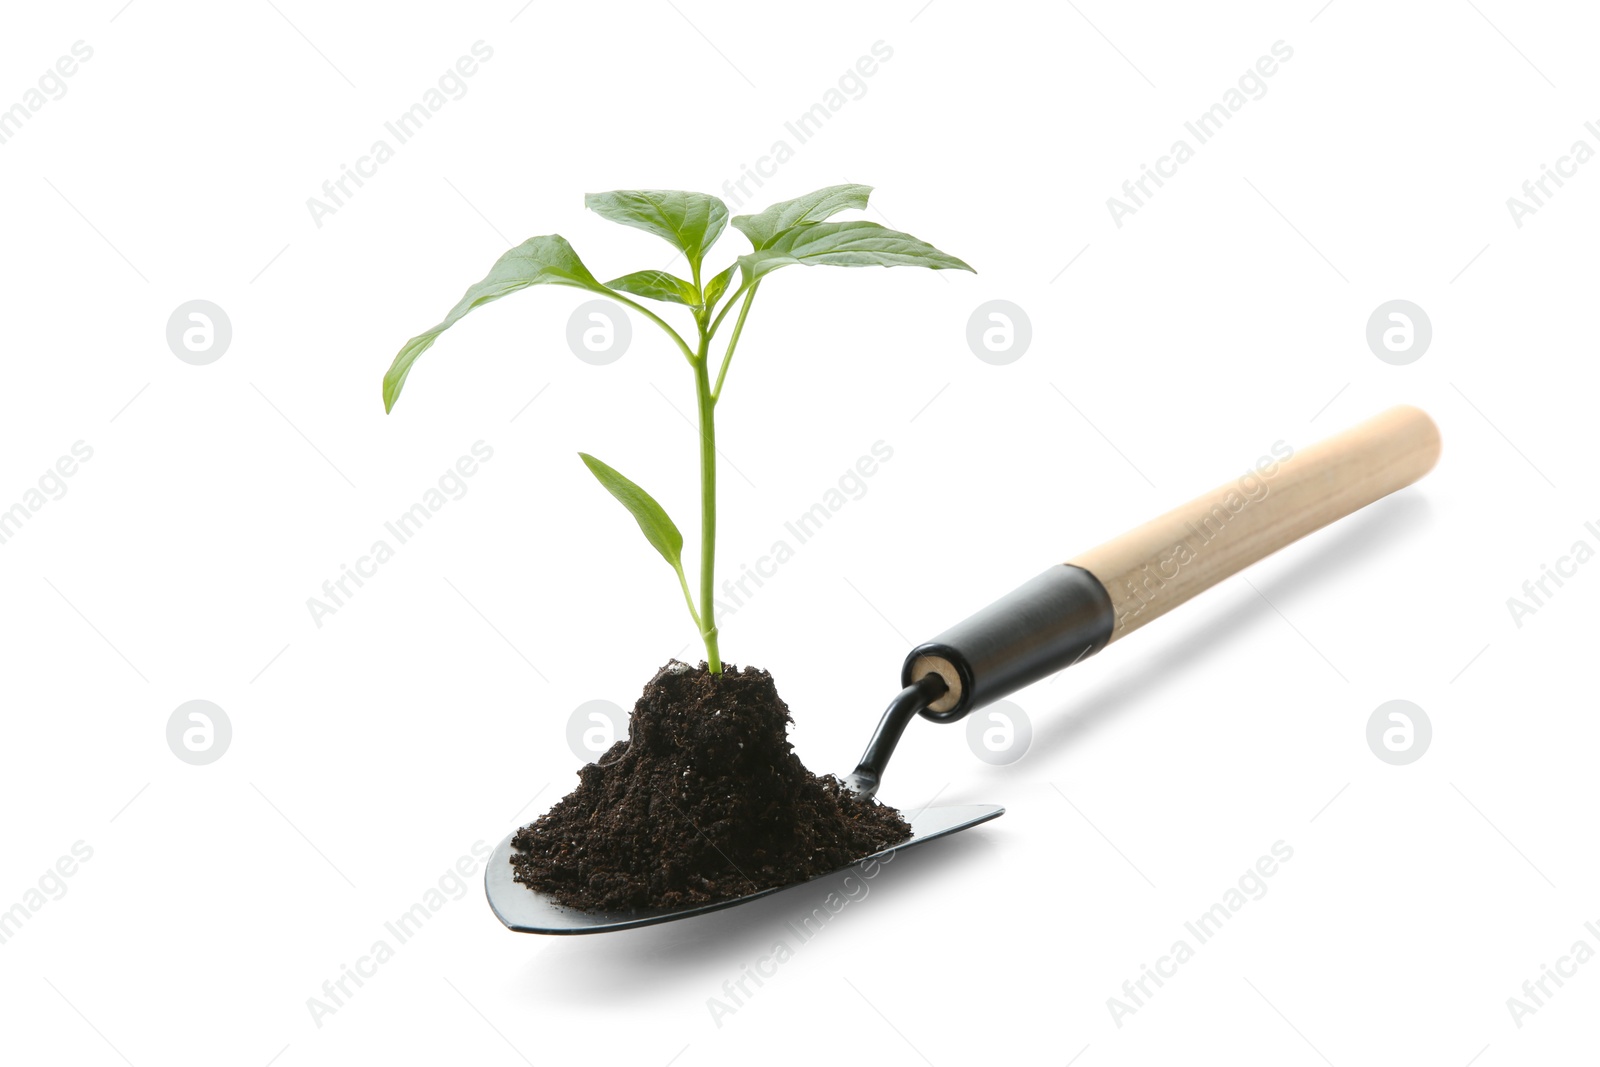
[511, 660, 911, 911]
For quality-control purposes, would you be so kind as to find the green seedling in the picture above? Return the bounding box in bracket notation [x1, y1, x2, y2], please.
[383, 185, 971, 672]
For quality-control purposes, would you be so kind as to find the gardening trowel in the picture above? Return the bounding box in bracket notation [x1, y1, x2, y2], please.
[487, 405, 1441, 933]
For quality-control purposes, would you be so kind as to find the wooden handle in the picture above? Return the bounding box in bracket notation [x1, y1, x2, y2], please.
[1068, 405, 1440, 641]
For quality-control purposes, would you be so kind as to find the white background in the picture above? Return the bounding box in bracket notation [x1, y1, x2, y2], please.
[1, 1, 1595, 1064]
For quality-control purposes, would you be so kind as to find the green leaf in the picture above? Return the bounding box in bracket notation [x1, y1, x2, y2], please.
[731, 183, 873, 249]
[737, 220, 974, 285]
[384, 235, 606, 412]
[702, 264, 736, 310]
[605, 269, 699, 307]
[577, 452, 684, 570]
[584, 190, 728, 267]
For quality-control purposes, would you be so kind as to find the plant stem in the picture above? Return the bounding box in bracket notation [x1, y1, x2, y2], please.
[692, 331, 722, 673]
[711, 282, 758, 404]
[672, 561, 701, 630]
[706, 278, 753, 336]
[601, 290, 696, 365]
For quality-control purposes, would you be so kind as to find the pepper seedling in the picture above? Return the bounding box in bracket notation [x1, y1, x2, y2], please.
[383, 185, 971, 672]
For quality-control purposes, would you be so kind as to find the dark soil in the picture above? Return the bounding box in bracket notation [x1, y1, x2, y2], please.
[511, 660, 911, 912]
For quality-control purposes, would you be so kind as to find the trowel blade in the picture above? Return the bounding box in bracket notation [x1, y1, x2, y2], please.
[485, 802, 1004, 935]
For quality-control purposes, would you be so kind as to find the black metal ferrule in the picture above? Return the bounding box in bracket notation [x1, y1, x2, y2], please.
[902, 564, 1115, 723]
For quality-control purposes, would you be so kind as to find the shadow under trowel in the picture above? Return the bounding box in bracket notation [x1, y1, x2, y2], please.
[1026, 490, 1434, 764]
